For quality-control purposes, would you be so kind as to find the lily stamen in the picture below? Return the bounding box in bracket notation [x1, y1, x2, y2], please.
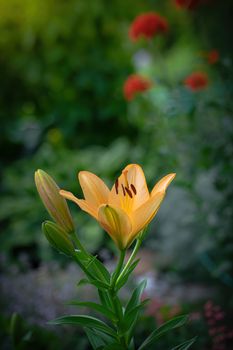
[125, 187, 133, 198]
[115, 178, 119, 194]
[130, 184, 137, 195]
[121, 184, 126, 196]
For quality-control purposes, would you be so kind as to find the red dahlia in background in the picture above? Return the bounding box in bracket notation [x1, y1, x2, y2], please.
[129, 12, 168, 41]
[175, 0, 211, 10]
[207, 50, 219, 64]
[175, 0, 201, 9]
[184, 71, 208, 91]
[123, 75, 152, 101]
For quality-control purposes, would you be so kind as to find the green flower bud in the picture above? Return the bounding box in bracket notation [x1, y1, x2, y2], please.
[35, 169, 74, 233]
[42, 221, 75, 256]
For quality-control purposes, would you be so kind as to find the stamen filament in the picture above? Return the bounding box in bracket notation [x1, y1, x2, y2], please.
[123, 170, 129, 188]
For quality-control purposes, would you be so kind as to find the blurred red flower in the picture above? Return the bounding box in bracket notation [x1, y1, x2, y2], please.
[123, 75, 152, 101]
[175, 0, 211, 10]
[184, 71, 208, 91]
[207, 50, 219, 64]
[175, 0, 201, 9]
[129, 12, 168, 41]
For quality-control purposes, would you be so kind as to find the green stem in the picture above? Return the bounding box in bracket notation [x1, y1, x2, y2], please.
[108, 250, 129, 347]
[111, 249, 126, 290]
[116, 238, 142, 286]
[109, 290, 127, 348]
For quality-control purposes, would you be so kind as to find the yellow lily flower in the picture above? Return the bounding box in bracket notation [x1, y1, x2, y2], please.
[60, 164, 175, 250]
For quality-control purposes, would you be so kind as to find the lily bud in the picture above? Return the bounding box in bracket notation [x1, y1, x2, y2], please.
[35, 169, 74, 233]
[42, 221, 75, 256]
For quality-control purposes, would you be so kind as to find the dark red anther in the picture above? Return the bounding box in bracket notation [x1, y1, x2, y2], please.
[125, 187, 133, 198]
[121, 184, 126, 196]
[130, 184, 137, 195]
[115, 178, 119, 194]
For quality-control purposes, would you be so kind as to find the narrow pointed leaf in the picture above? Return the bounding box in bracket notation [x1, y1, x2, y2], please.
[89, 279, 110, 290]
[125, 280, 147, 315]
[49, 315, 117, 338]
[93, 329, 117, 346]
[68, 301, 117, 321]
[125, 300, 150, 343]
[91, 258, 111, 283]
[103, 345, 122, 350]
[75, 251, 110, 284]
[85, 328, 105, 349]
[123, 281, 147, 342]
[138, 315, 189, 350]
[122, 299, 149, 331]
[171, 337, 197, 350]
[76, 278, 109, 290]
[77, 278, 89, 287]
[98, 290, 113, 311]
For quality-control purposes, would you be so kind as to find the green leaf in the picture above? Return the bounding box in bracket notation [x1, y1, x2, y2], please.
[91, 257, 111, 283]
[125, 280, 147, 315]
[93, 329, 117, 346]
[89, 279, 110, 290]
[42, 221, 74, 256]
[76, 278, 109, 291]
[85, 328, 105, 349]
[77, 278, 89, 287]
[113, 295, 124, 322]
[10, 313, 24, 347]
[10, 313, 32, 348]
[171, 337, 197, 350]
[138, 315, 189, 350]
[122, 299, 149, 331]
[98, 290, 113, 310]
[103, 344, 122, 350]
[68, 301, 117, 322]
[22, 331, 32, 342]
[75, 250, 110, 283]
[116, 259, 140, 290]
[124, 301, 149, 343]
[49, 315, 117, 339]
[122, 280, 147, 342]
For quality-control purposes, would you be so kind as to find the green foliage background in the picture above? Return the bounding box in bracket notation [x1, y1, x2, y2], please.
[0, 0, 232, 349]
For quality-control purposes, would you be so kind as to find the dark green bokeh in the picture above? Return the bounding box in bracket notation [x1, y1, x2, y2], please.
[0, 0, 232, 349]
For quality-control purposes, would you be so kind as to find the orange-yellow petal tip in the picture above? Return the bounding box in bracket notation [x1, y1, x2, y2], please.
[151, 172, 176, 197]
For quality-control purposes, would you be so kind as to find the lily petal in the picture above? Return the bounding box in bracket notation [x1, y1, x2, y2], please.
[59, 190, 97, 219]
[98, 204, 132, 250]
[151, 173, 176, 196]
[78, 171, 110, 211]
[109, 164, 149, 212]
[130, 191, 165, 244]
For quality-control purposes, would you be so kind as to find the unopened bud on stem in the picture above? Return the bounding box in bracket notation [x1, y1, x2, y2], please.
[35, 169, 74, 233]
[42, 221, 75, 256]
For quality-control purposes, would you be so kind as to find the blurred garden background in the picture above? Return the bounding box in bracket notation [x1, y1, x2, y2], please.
[0, 0, 233, 349]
